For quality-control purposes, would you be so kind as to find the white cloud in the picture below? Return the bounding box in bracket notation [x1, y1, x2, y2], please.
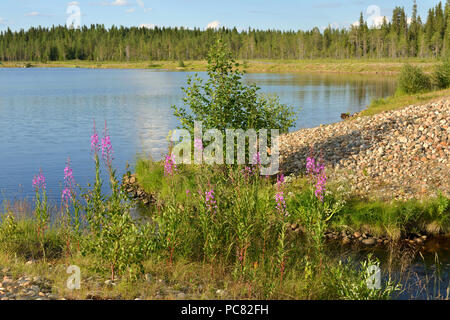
[68, 1, 79, 5]
[137, 0, 151, 13]
[126, 8, 136, 13]
[206, 20, 220, 29]
[352, 16, 389, 28]
[366, 5, 389, 28]
[321, 22, 348, 31]
[111, 0, 129, 6]
[26, 12, 41, 17]
[139, 23, 155, 29]
[367, 15, 389, 28]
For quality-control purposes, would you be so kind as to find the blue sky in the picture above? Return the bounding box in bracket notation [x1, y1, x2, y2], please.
[0, 0, 443, 32]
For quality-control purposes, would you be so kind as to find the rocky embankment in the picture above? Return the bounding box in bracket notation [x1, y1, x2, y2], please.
[122, 173, 156, 206]
[280, 99, 449, 200]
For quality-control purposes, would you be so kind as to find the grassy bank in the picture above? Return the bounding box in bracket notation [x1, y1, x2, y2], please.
[135, 159, 449, 241]
[360, 88, 450, 116]
[360, 60, 450, 116]
[0, 58, 437, 75]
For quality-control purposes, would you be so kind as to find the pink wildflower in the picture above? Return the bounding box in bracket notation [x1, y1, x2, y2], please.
[32, 169, 46, 190]
[241, 166, 253, 180]
[204, 188, 218, 214]
[91, 119, 100, 154]
[62, 158, 75, 205]
[164, 154, 177, 176]
[194, 138, 203, 152]
[101, 121, 114, 166]
[275, 173, 288, 217]
[306, 155, 327, 202]
[253, 152, 261, 166]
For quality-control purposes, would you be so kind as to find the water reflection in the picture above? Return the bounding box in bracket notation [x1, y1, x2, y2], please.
[245, 73, 397, 129]
[328, 238, 449, 300]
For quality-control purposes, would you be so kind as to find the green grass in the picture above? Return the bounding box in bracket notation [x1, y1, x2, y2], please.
[329, 196, 449, 240]
[136, 158, 450, 240]
[359, 88, 450, 116]
[0, 58, 437, 75]
[135, 156, 201, 204]
[0, 210, 65, 260]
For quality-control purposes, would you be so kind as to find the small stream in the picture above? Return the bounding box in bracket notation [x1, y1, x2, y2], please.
[326, 236, 449, 300]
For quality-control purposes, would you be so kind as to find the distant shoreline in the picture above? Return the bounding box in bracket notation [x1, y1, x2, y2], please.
[0, 58, 437, 75]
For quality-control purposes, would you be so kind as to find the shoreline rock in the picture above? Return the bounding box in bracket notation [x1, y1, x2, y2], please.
[287, 222, 442, 249]
[122, 173, 156, 206]
[279, 99, 449, 200]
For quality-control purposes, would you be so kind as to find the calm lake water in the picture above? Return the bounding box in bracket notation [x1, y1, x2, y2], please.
[0, 68, 396, 203]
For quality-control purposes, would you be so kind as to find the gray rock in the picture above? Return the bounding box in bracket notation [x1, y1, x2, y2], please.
[362, 238, 376, 246]
[342, 237, 351, 245]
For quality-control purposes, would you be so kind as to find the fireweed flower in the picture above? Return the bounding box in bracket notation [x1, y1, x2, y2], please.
[194, 138, 203, 152]
[164, 154, 177, 176]
[32, 170, 46, 190]
[241, 152, 262, 180]
[306, 156, 327, 202]
[275, 173, 288, 217]
[64, 158, 75, 186]
[204, 188, 218, 214]
[306, 157, 315, 175]
[241, 166, 253, 180]
[277, 173, 284, 186]
[253, 152, 261, 166]
[314, 171, 327, 202]
[91, 120, 100, 154]
[62, 188, 72, 204]
[101, 122, 114, 166]
[275, 191, 287, 215]
[62, 158, 75, 205]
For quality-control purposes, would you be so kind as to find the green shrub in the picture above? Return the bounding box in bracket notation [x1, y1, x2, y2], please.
[172, 39, 297, 135]
[432, 58, 450, 89]
[396, 64, 431, 94]
[178, 59, 185, 68]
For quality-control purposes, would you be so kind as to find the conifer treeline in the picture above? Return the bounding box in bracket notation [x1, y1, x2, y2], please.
[1, 1, 449, 62]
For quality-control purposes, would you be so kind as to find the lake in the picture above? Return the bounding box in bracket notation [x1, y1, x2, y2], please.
[0, 68, 396, 204]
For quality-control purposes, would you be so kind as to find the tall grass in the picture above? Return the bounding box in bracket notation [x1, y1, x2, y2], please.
[133, 154, 407, 299]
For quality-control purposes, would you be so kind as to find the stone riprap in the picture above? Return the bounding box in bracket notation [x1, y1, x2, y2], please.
[279, 99, 449, 200]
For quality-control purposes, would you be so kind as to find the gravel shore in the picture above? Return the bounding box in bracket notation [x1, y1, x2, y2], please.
[279, 99, 449, 200]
